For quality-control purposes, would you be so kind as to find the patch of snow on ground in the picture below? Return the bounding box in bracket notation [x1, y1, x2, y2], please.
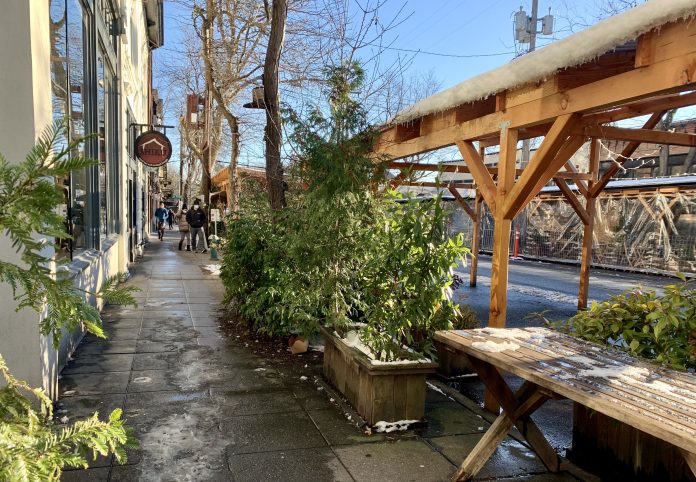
[138, 408, 225, 481]
[373, 419, 420, 433]
[426, 381, 447, 397]
[472, 340, 520, 353]
[202, 264, 221, 276]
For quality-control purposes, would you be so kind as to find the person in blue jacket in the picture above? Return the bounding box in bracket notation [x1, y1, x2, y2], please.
[154, 202, 168, 241]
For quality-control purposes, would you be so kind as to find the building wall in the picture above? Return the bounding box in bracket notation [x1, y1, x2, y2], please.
[0, 0, 157, 398]
[0, 0, 55, 393]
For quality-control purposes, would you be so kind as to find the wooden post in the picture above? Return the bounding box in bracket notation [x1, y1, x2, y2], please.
[470, 192, 482, 287]
[488, 126, 518, 328]
[578, 139, 600, 309]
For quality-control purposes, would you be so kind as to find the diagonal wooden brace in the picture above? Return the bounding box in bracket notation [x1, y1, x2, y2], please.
[452, 356, 559, 481]
[503, 114, 581, 219]
[457, 140, 497, 213]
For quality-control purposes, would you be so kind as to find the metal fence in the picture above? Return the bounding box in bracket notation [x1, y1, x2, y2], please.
[448, 197, 696, 274]
[472, 226, 696, 273]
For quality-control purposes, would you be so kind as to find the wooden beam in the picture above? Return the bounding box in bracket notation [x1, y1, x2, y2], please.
[515, 136, 587, 218]
[389, 161, 523, 176]
[580, 125, 696, 147]
[489, 127, 518, 328]
[553, 178, 590, 225]
[579, 139, 600, 310]
[562, 160, 590, 197]
[390, 161, 472, 174]
[635, 30, 655, 68]
[457, 140, 498, 212]
[504, 114, 581, 220]
[554, 171, 594, 181]
[470, 191, 482, 288]
[400, 181, 474, 189]
[448, 187, 476, 220]
[582, 90, 696, 126]
[590, 111, 665, 197]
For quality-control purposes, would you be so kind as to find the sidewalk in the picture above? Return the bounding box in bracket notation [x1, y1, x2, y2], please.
[60, 231, 585, 481]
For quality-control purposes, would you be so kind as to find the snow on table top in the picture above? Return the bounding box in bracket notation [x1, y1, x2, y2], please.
[444, 327, 696, 449]
[392, 0, 696, 124]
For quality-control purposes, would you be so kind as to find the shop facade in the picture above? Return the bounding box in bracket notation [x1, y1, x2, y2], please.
[0, 0, 163, 398]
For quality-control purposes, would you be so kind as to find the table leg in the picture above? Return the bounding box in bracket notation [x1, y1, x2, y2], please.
[451, 356, 560, 481]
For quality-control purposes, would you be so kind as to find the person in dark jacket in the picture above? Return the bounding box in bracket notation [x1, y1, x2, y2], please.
[177, 204, 191, 251]
[186, 200, 208, 253]
[167, 208, 175, 229]
[154, 202, 168, 241]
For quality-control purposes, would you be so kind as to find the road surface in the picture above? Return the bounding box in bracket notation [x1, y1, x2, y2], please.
[454, 255, 676, 327]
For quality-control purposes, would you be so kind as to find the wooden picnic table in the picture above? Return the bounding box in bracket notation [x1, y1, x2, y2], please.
[434, 327, 696, 481]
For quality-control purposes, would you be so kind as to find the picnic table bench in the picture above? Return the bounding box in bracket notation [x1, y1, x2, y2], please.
[434, 327, 696, 481]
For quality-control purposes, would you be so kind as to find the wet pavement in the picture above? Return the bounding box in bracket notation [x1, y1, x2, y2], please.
[60, 231, 588, 481]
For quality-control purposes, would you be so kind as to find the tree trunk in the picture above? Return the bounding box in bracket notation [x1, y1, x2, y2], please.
[227, 115, 240, 211]
[263, 0, 288, 210]
[200, 147, 212, 205]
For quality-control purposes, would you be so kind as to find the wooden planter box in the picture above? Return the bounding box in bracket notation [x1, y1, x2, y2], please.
[569, 404, 696, 482]
[320, 326, 438, 426]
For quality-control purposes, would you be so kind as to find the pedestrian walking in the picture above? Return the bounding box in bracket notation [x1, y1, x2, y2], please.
[177, 204, 191, 251]
[167, 207, 175, 229]
[186, 200, 208, 253]
[154, 202, 168, 241]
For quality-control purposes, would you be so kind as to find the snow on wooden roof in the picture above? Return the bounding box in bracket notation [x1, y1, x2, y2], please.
[392, 0, 696, 125]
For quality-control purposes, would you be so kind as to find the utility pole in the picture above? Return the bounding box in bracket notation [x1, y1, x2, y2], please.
[515, 1, 553, 168]
[521, 0, 538, 169]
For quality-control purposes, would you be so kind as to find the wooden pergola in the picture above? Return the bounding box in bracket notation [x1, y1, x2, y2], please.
[374, 5, 696, 328]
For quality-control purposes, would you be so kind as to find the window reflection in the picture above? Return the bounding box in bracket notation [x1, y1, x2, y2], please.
[50, 0, 87, 256]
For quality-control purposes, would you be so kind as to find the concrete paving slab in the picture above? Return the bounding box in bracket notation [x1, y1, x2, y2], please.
[99, 326, 141, 341]
[55, 394, 124, 420]
[210, 387, 304, 416]
[128, 369, 180, 392]
[131, 351, 179, 371]
[227, 447, 355, 482]
[135, 339, 195, 353]
[101, 318, 142, 329]
[333, 439, 455, 482]
[77, 339, 137, 355]
[141, 315, 194, 328]
[138, 325, 199, 342]
[429, 434, 547, 479]
[418, 401, 490, 438]
[60, 371, 130, 396]
[192, 316, 220, 327]
[307, 408, 388, 446]
[222, 410, 327, 455]
[61, 467, 110, 481]
[62, 353, 134, 374]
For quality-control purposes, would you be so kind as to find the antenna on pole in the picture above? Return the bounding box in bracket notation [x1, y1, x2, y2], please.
[514, 0, 554, 168]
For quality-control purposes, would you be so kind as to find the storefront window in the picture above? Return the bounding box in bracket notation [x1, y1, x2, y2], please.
[97, 0, 117, 49]
[50, 0, 88, 256]
[97, 49, 108, 239]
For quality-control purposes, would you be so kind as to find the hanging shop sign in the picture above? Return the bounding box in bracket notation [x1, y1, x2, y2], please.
[135, 130, 172, 167]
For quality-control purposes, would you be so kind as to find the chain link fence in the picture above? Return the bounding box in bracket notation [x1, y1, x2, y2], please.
[448, 191, 696, 274]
